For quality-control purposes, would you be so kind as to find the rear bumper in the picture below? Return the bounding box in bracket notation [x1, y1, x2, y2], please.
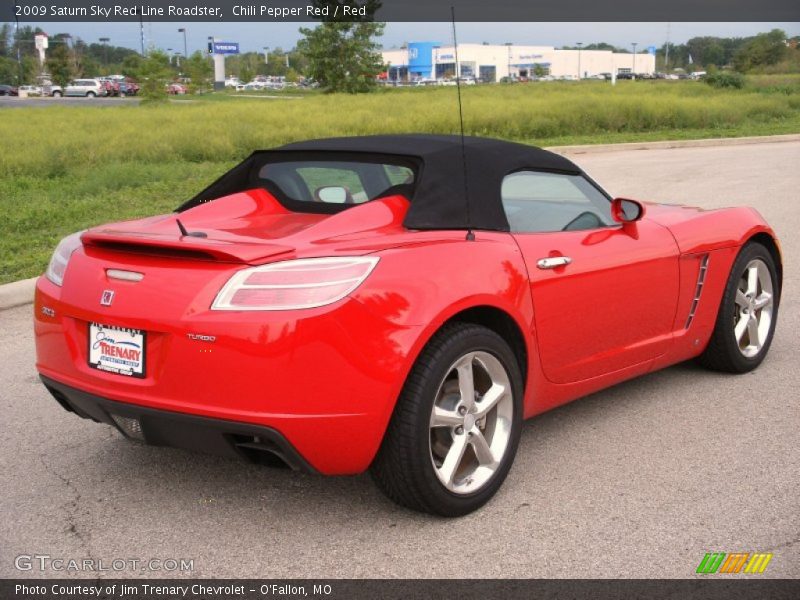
[35, 271, 424, 475]
[41, 375, 317, 473]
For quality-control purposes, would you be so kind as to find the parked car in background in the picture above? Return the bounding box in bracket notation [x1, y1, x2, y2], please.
[118, 80, 139, 96]
[98, 78, 118, 97]
[18, 85, 43, 96]
[0, 84, 19, 96]
[64, 79, 104, 97]
[244, 81, 268, 91]
[36, 76, 63, 97]
[167, 83, 187, 95]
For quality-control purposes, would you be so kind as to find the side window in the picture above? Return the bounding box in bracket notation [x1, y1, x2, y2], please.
[501, 171, 613, 233]
[384, 164, 414, 186]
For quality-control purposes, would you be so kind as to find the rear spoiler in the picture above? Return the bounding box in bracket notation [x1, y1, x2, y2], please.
[81, 230, 293, 264]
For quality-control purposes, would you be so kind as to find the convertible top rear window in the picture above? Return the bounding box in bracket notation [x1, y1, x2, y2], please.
[257, 160, 416, 210]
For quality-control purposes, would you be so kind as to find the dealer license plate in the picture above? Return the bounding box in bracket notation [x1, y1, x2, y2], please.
[88, 322, 146, 378]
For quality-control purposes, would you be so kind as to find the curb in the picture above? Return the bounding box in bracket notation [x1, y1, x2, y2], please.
[1, 133, 797, 311]
[0, 277, 37, 311]
[546, 133, 800, 155]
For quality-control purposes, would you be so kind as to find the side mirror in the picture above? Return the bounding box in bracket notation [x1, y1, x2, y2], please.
[315, 186, 351, 204]
[611, 198, 645, 223]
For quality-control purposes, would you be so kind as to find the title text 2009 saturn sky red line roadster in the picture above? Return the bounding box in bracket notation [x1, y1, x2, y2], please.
[34, 135, 782, 516]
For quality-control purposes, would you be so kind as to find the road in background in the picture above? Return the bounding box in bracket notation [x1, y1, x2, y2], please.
[0, 96, 140, 108]
[1, 141, 798, 578]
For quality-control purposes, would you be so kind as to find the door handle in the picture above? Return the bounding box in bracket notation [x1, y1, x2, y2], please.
[537, 256, 572, 269]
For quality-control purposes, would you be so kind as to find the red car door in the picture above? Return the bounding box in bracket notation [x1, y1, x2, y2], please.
[502, 171, 680, 384]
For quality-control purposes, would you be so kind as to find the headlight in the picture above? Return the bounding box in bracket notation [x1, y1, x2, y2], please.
[44, 231, 85, 287]
[211, 257, 379, 311]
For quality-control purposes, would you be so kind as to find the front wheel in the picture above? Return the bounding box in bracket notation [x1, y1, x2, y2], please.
[52, 91, 62, 97]
[371, 323, 523, 516]
[697, 242, 780, 373]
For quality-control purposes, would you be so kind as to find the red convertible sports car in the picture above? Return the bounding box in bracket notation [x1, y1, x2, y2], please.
[34, 135, 782, 516]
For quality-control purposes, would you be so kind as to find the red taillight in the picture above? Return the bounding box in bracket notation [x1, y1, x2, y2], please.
[211, 257, 379, 311]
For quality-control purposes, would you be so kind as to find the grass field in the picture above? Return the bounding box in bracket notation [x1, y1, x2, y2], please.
[2, 78, 800, 283]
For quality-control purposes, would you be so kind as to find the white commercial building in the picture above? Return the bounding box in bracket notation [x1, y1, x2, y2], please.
[382, 42, 656, 82]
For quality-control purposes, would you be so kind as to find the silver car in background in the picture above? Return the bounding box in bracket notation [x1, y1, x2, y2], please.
[64, 79, 105, 97]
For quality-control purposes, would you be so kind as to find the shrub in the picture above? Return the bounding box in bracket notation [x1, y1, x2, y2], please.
[705, 72, 746, 89]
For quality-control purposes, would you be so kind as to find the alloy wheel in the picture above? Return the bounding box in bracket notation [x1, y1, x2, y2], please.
[734, 259, 774, 358]
[429, 351, 514, 495]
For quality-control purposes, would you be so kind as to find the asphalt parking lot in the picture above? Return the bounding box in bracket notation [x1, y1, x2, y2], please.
[0, 96, 141, 108]
[1, 141, 798, 579]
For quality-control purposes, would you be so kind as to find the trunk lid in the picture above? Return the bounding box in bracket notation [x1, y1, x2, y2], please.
[81, 188, 410, 264]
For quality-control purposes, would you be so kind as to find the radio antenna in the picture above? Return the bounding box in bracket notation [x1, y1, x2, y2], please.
[451, 7, 474, 241]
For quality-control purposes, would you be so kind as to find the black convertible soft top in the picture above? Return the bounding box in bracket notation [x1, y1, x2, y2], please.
[181, 134, 584, 231]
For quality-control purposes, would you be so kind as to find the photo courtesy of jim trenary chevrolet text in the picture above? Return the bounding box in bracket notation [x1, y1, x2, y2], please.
[1, 0, 799, 597]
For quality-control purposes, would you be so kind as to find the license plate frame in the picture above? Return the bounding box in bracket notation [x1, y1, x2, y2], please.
[87, 322, 146, 378]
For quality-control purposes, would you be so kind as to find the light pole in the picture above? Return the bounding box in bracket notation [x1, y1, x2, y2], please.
[99, 37, 110, 69]
[505, 42, 513, 81]
[576, 42, 583, 79]
[263, 46, 269, 65]
[167, 48, 173, 66]
[178, 28, 187, 58]
[631, 42, 638, 77]
[432, 45, 440, 80]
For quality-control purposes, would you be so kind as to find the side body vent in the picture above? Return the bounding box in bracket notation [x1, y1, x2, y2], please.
[685, 254, 710, 329]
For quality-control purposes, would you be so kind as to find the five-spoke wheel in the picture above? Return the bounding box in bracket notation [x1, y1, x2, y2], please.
[429, 351, 514, 494]
[733, 259, 774, 358]
[371, 323, 523, 517]
[699, 242, 780, 373]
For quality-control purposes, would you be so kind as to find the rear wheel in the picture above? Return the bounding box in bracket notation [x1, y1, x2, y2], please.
[371, 323, 523, 516]
[52, 91, 62, 97]
[86, 92, 96, 98]
[698, 242, 780, 373]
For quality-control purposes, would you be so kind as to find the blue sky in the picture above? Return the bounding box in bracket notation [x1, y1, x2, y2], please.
[19, 22, 800, 54]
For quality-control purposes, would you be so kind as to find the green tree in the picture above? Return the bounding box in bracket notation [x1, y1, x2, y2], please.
[298, 1, 385, 93]
[264, 47, 289, 77]
[733, 29, 789, 71]
[121, 54, 143, 78]
[239, 63, 254, 85]
[135, 49, 172, 104]
[0, 56, 17, 82]
[184, 51, 212, 93]
[45, 43, 74, 87]
[0, 24, 11, 58]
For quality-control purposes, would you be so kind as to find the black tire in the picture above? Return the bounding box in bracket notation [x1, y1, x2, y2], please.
[370, 322, 524, 517]
[87, 92, 96, 98]
[697, 242, 780, 373]
[52, 91, 62, 97]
